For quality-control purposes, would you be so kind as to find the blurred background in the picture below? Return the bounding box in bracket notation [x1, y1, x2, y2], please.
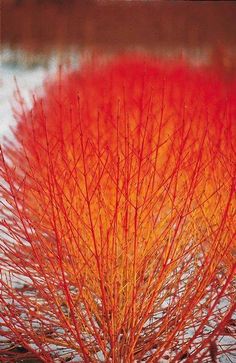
[2, 0, 236, 69]
[1, 0, 236, 137]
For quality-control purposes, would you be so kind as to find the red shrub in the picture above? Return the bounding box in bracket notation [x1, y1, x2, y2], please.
[0, 55, 235, 362]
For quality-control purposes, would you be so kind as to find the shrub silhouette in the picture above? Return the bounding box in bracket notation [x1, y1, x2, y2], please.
[0, 56, 235, 362]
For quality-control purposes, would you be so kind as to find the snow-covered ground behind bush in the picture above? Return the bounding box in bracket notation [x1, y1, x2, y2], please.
[0, 48, 79, 141]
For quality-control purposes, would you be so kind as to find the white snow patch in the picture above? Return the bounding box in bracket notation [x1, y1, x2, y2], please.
[0, 48, 79, 142]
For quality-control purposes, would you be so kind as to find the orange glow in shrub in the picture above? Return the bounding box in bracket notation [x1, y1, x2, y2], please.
[0, 56, 235, 362]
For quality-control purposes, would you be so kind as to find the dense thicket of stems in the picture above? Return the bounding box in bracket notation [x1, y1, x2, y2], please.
[0, 56, 235, 362]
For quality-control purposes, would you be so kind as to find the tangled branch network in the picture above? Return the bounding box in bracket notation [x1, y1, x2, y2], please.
[0, 55, 235, 362]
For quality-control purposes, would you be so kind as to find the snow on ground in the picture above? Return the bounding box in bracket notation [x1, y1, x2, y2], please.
[0, 48, 79, 142]
[0, 63, 47, 140]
